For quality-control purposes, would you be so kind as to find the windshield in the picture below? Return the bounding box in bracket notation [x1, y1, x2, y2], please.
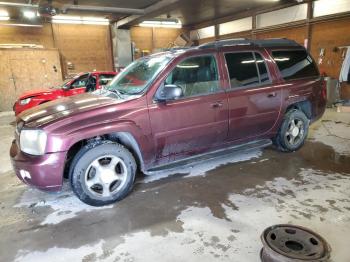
[107, 55, 172, 95]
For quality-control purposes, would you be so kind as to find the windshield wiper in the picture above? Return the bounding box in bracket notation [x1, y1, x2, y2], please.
[104, 88, 122, 98]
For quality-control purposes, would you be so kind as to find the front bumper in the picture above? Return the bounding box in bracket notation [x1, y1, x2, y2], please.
[10, 140, 66, 191]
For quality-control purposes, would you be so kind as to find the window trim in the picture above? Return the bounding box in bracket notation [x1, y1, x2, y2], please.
[270, 49, 320, 81]
[223, 50, 272, 91]
[155, 53, 224, 101]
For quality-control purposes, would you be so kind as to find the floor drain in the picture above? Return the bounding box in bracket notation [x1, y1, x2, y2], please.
[260, 224, 331, 261]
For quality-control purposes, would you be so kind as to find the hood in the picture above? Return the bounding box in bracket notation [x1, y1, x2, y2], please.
[19, 88, 60, 100]
[19, 93, 119, 127]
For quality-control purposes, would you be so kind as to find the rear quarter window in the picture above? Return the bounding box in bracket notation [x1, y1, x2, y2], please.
[272, 50, 319, 80]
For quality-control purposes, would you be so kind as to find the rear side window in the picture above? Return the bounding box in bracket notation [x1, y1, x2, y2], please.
[224, 52, 271, 89]
[224, 52, 260, 88]
[272, 50, 319, 80]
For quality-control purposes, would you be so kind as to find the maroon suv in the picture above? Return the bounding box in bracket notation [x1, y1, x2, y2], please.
[10, 39, 326, 206]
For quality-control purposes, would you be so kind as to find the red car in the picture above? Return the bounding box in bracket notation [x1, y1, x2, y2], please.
[13, 71, 117, 115]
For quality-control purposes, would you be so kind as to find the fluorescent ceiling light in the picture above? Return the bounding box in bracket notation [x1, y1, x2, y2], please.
[52, 15, 109, 25]
[241, 60, 255, 64]
[23, 10, 36, 19]
[241, 59, 264, 64]
[176, 64, 199, 68]
[0, 23, 42, 27]
[274, 57, 290, 61]
[0, 9, 9, 19]
[139, 19, 182, 28]
[0, 10, 8, 16]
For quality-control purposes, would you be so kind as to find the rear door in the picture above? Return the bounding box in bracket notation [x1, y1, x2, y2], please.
[148, 54, 229, 161]
[222, 50, 283, 141]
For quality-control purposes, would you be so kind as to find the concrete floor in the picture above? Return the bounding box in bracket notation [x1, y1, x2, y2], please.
[0, 109, 349, 262]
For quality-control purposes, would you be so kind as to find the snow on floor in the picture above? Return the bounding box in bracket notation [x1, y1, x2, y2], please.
[14, 168, 350, 262]
[15, 185, 113, 225]
[143, 149, 262, 183]
[14, 149, 262, 226]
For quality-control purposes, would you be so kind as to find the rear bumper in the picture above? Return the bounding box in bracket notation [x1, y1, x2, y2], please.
[10, 140, 66, 191]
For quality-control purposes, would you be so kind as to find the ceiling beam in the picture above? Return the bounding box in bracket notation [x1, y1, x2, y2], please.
[116, 0, 180, 28]
[61, 4, 145, 15]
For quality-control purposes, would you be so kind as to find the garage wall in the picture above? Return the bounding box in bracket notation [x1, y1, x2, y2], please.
[130, 26, 183, 58]
[52, 24, 113, 75]
[310, 19, 350, 78]
[0, 24, 54, 48]
[311, 18, 350, 99]
[255, 26, 308, 46]
[0, 23, 113, 76]
[0, 49, 62, 111]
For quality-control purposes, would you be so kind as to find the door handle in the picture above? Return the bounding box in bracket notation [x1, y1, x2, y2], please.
[211, 101, 223, 108]
[267, 92, 277, 98]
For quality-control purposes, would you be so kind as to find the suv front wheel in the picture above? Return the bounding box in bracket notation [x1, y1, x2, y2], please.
[70, 141, 136, 206]
[274, 109, 309, 152]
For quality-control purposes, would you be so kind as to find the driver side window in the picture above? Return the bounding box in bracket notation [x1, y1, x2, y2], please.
[165, 55, 220, 98]
[71, 74, 89, 89]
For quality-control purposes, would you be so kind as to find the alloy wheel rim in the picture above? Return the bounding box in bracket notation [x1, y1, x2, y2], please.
[84, 155, 128, 198]
[285, 118, 304, 146]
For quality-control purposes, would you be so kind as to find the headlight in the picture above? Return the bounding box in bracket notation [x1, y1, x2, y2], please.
[20, 98, 32, 105]
[20, 129, 47, 155]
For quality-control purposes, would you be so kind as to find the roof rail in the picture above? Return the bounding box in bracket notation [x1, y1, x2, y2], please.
[197, 38, 301, 49]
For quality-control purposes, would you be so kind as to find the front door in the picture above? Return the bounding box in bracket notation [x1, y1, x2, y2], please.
[222, 51, 282, 141]
[148, 54, 229, 162]
[64, 73, 90, 96]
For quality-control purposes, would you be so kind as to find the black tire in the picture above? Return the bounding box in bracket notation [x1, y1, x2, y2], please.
[273, 109, 309, 152]
[69, 140, 136, 206]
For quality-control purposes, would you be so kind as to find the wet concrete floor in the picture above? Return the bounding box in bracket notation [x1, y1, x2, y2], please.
[0, 109, 349, 262]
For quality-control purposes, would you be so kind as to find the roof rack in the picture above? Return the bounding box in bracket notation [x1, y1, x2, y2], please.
[197, 38, 301, 49]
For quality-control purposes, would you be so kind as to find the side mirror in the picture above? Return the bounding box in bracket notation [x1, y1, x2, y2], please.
[155, 84, 183, 102]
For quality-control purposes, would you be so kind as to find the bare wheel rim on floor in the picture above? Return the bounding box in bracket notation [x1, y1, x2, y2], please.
[84, 155, 128, 198]
[285, 118, 305, 146]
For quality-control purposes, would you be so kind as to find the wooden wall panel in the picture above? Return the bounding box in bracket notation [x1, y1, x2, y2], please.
[52, 24, 113, 75]
[0, 49, 62, 111]
[217, 31, 252, 41]
[310, 18, 350, 79]
[0, 24, 54, 48]
[153, 28, 184, 49]
[256, 26, 308, 46]
[130, 27, 153, 54]
[130, 26, 183, 58]
[198, 36, 216, 45]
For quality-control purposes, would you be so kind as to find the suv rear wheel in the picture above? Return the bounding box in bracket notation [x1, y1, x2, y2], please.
[274, 109, 309, 152]
[70, 141, 136, 206]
